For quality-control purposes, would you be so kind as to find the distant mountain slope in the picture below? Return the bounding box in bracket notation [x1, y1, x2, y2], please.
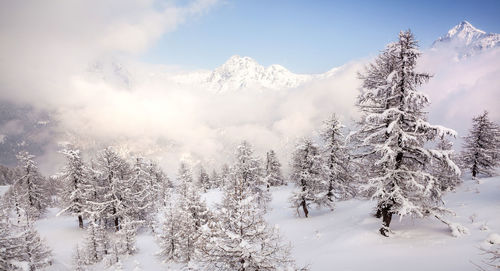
[432, 21, 500, 57]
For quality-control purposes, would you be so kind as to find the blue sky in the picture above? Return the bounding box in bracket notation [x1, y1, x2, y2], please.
[143, 0, 500, 73]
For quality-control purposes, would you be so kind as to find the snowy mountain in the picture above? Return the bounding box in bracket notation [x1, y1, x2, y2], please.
[170, 55, 324, 92]
[432, 21, 500, 56]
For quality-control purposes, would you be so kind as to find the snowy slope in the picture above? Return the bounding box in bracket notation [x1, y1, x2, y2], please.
[432, 21, 500, 57]
[37, 175, 500, 270]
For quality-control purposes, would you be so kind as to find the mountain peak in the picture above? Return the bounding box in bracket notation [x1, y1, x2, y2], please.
[433, 21, 500, 54]
[446, 20, 485, 38]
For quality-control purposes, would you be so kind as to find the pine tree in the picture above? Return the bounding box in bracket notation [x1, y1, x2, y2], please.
[209, 169, 220, 189]
[158, 200, 182, 262]
[94, 147, 131, 231]
[127, 157, 153, 223]
[433, 139, 462, 191]
[146, 160, 172, 207]
[461, 111, 500, 179]
[233, 141, 270, 210]
[58, 147, 90, 228]
[197, 166, 211, 192]
[320, 115, 355, 202]
[0, 201, 25, 270]
[22, 224, 53, 271]
[289, 138, 330, 217]
[13, 152, 49, 219]
[116, 217, 137, 255]
[352, 30, 460, 236]
[264, 150, 285, 187]
[72, 245, 87, 271]
[199, 170, 296, 270]
[176, 163, 209, 262]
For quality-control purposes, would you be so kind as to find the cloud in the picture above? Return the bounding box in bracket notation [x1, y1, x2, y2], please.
[1, 2, 498, 175]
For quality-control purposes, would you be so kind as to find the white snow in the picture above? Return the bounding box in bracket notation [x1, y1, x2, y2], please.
[36, 176, 500, 270]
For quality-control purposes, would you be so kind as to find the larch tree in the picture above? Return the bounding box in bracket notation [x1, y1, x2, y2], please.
[21, 224, 53, 271]
[233, 141, 270, 210]
[199, 168, 297, 270]
[197, 165, 211, 192]
[94, 148, 131, 231]
[12, 151, 49, 220]
[320, 115, 355, 202]
[58, 147, 90, 228]
[352, 30, 461, 236]
[264, 150, 285, 187]
[289, 138, 331, 218]
[432, 139, 462, 191]
[461, 111, 500, 179]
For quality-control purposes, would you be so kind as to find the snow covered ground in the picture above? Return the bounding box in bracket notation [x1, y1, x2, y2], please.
[36, 176, 500, 270]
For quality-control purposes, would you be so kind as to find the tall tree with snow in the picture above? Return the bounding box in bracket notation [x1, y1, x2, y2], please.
[12, 151, 49, 219]
[264, 150, 285, 187]
[432, 139, 462, 191]
[352, 30, 460, 236]
[289, 138, 331, 217]
[461, 111, 500, 179]
[58, 147, 90, 228]
[197, 165, 211, 192]
[232, 141, 270, 209]
[320, 115, 355, 202]
[21, 224, 53, 271]
[126, 157, 154, 223]
[94, 147, 132, 231]
[199, 168, 297, 270]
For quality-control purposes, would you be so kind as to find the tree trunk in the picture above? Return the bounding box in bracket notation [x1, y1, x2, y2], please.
[301, 199, 309, 218]
[472, 163, 477, 179]
[115, 217, 120, 231]
[379, 204, 392, 237]
[78, 215, 84, 229]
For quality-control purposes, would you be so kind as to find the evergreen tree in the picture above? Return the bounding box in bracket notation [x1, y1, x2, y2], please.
[0, 201, 24, 270]
[58, 147, 90, 228]
[233, 141, 270, 209]
[13, 151, 49, 219]
[433, 139, 462, 191]
[264, 150, 285, 187]
[289, 138, 330, 217]
[147, 160, 172, 207]
[461, 111, 500, 179]
[127, 157, 153, 223]
[197, 165, 211, 192]
[209, 169, 220, 189]
[158, 200, 182, 262]
[94, 147, 131, 231]
[116, 217, 137, 255]
[352, 30, 460, 236]
[320, 115, 355, 202]
[72, 245, 87, 271]
[22, 225, 53, 271]
[199, 170, 296, 270]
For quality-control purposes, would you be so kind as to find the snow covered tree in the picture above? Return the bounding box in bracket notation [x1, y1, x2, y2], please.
[83, 220, 111, 264]
[352, 30, 460, 236]
[126, 157, 153, 223]
[461, 111, 500, 179]
[264, 150, 285, 187]
[94, 147, 132, 231]
[289, 138, 330, 217]
[232, 141, 270, 209]
[58, 147, 90, 228]
[0, 201, 25, 270]
[432, 139, 462, 191]
[197, 165, 211, 192]
[147, 160, 172, 207]
[12, 151, 49, 219]
[21, 225, 53, 271]
[116, 217, 137, 255]
[72, 245, 87, 271]
[158, 200, 182, 262]
[209, 169, 220, 189]
[199, 170, 297, 270]
[320, 115, 355, 202]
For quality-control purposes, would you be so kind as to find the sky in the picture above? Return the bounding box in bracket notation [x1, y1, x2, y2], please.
[141, 0, 500, 73]
[0, 0, 499, 175]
